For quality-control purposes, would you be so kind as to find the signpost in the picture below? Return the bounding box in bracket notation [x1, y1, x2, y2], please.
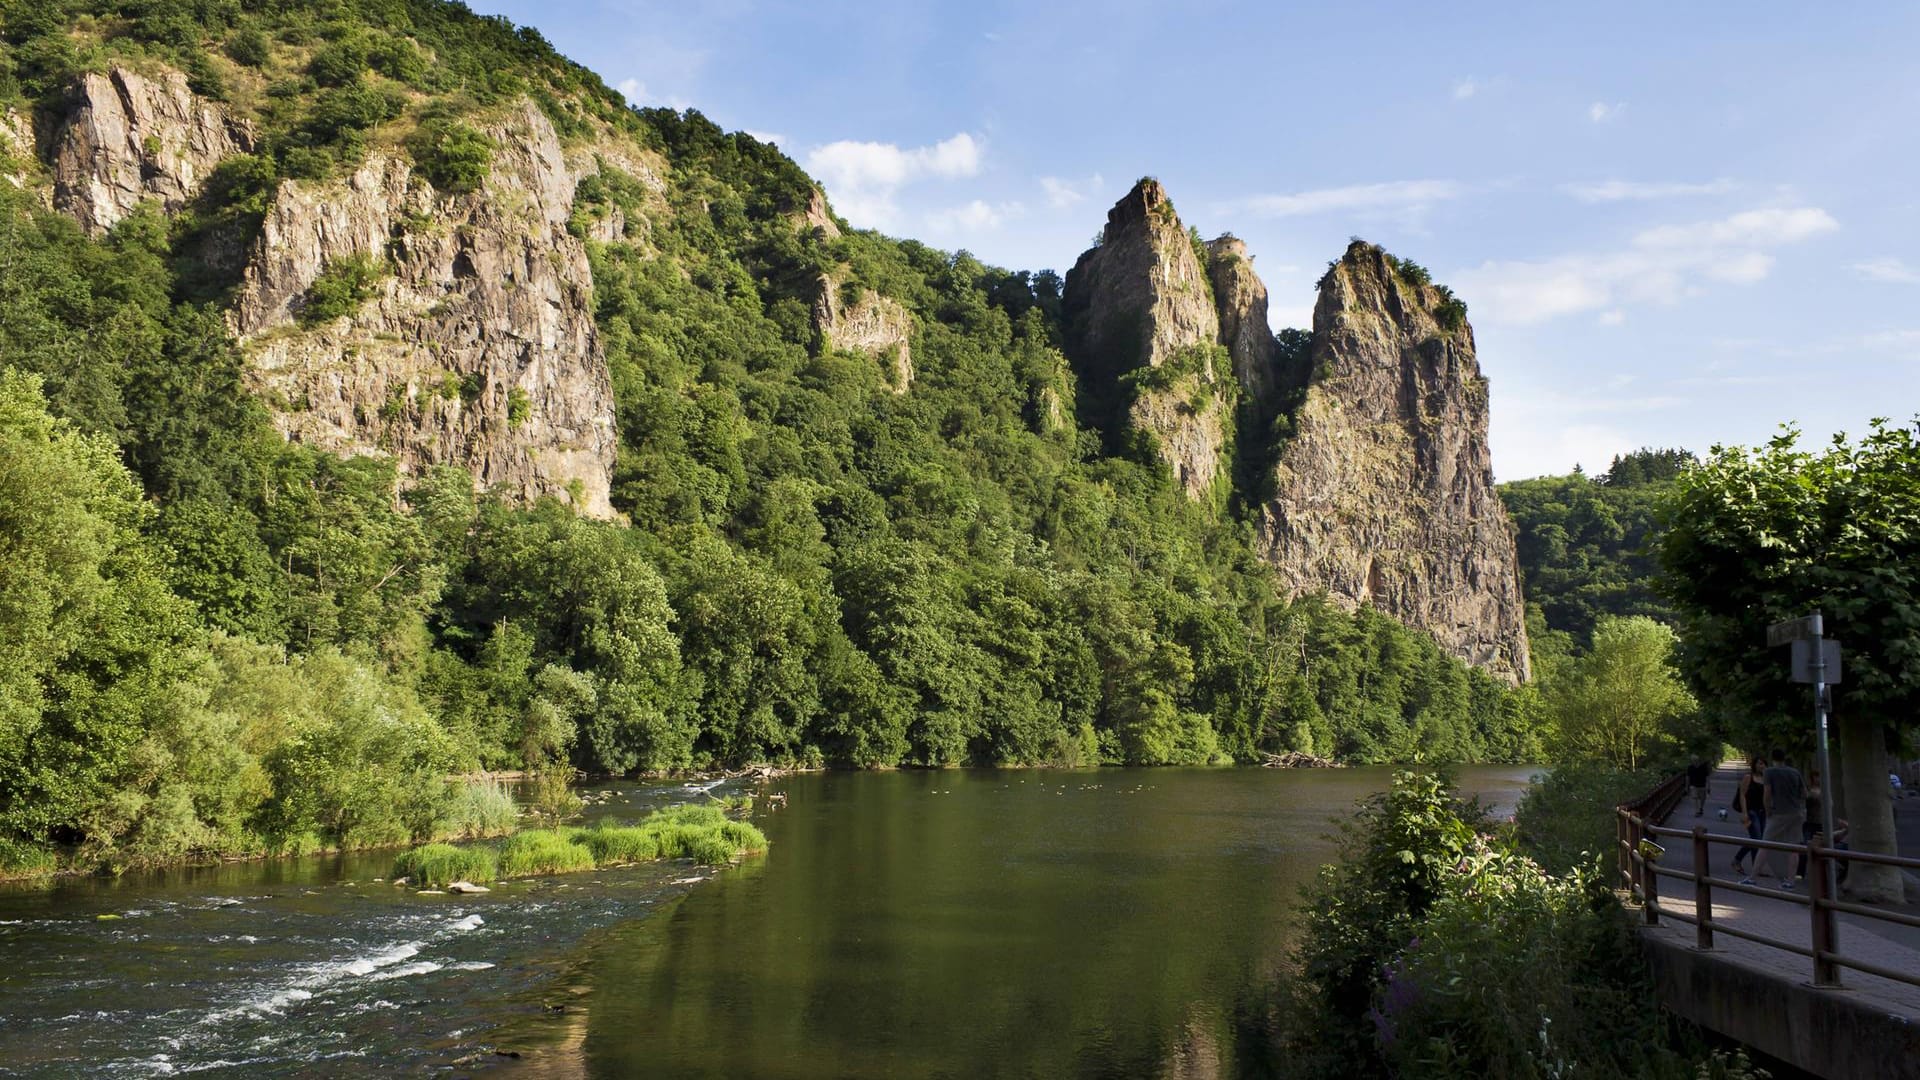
[1768, 612, 1840, 955]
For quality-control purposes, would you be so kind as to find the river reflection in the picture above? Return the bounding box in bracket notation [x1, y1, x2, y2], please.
[520, 765, 1534, 1079]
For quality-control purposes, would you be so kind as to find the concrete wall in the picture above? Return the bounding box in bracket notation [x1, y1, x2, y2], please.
[1640, 935, 1920, 1078]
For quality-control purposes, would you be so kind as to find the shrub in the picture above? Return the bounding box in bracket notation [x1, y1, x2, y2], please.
[1514, 764, 1658, 875]
[225, 27, 272, 68]
[409, 120, 495, 196]
[498, 829, 596, 877]
[394, 842, 498, 887]
[0, 837, 60, 879]
[300, 254, 386, 326]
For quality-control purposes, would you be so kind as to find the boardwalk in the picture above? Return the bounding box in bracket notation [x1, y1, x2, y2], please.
[1630, 764, 1920, 1076]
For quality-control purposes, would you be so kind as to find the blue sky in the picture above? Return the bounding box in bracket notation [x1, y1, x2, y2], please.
[474, 1, 1920, 480]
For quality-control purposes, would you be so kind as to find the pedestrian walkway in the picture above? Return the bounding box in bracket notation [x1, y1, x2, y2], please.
[1640, 763, 1920, 1016]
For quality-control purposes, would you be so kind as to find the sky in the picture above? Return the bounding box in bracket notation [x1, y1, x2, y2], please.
[473, 0, 1920, 480]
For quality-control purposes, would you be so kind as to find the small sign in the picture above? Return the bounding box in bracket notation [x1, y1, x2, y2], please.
[1791, 639, 1842, 684]
[1768, 614, 1824, 647]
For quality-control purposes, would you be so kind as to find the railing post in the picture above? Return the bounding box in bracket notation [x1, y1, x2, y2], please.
[1616, 810, 1628, 888]
[1642, 818, 1660, 926]
[1808, 840, 1841, 987]
[1692, 825, 1712, 949]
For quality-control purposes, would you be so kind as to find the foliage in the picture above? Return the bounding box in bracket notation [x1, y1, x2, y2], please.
[1500, 463, 1678, 641]
[1658, 422, 1920, 749]
[1282, 771, 1770, 1079]
[393, 841, 498, 886]
[1514, 763, 1661, 875]
[300, 254, 387, 326]
[443, 777, 518, 839]
[409, 119, 495, 195]
[1545, 616, 1697, 769]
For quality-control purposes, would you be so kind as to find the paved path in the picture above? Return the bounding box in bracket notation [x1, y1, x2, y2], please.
[1638, 764, 1920, 1017]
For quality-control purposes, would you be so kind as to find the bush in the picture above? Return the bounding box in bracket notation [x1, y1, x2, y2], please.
[300, 254, 386, 326]
[409, 119, 495, 196]
[1514, 764, 1659, 875]
[1282, 770, 1757, 1079]
[0, 837, 60, 879]
[225, 27, 272, 68]
[498, 828, 596, 876]
[393, 842, 498, 887]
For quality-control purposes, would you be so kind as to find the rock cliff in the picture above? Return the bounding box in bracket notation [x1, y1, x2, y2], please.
[1062, 179, 1233, 500]
[49, 66, 252, 235]
[813, 275, 913, 392]
[1258, 242, 1530, 681]
[1204, 235, 1282, 412]
[229, 100, 620, 517]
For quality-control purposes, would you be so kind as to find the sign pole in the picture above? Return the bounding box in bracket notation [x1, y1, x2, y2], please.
[1809, 612, 1840, 921]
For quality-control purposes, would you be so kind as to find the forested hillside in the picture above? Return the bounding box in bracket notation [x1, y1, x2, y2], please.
[1, 0, 1543, 873]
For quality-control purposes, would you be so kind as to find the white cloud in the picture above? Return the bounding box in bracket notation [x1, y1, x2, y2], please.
[1633, 207, 1838, 249]
[1563, 179, 1734, 202]
[1599, 309, 1626, 326]
[742, 129, 788, 147]
[1452, 78, 1478, 100]
[804, 133, 983, 229]
[1589, 101, 1626, 123]
[1853, 256, 1920, 285]
[1039, 173, 1105, 209]
[1231, 179, 1462, 220]
[617, 78, 643, 100]
[924, 199, 1025, 235]
[1456, 206, 1839, 325]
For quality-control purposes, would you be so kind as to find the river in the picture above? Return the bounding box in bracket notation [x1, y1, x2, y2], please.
[0, 766, 1535, 1077]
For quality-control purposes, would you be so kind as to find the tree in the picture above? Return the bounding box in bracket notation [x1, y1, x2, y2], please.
[1660, 423, 1920, 903]
[1545, 616, 1695, 768]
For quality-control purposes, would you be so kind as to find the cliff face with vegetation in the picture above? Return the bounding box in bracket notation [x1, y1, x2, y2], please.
[1064, 186, 1529, 682]
[0, 0, 1548, 874]
[1260, 243, 1529, 682]
[1063, 179, 1233, 500]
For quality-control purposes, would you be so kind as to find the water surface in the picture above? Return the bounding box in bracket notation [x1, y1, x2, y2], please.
[0, 766, 1533, 1076]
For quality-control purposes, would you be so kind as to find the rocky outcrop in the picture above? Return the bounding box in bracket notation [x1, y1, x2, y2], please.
[1063, 179, 1233, 499]
[814, 276, 913, 392]
[230, 101, 618, 518]
[1, 108, 33, 187]
[49, 66, 252, 235]
[1257, 242, 1530, 681]
[1205, 235, 1283, 413]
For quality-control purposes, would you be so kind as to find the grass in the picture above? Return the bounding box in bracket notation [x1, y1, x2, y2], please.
[0, 837, 61, 880]
[393, 842, 499, 887]
[390, 800, 769, 887]
[443, 778, 518, 839]
[497, 829, 597, 877]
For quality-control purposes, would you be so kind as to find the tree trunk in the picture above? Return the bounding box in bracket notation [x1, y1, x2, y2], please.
[1837, 711, 1903, 904]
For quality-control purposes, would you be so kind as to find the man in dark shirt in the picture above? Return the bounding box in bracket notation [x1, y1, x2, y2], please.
[1760, 748, 1807, 888]
[1686, 756, 1712, 817]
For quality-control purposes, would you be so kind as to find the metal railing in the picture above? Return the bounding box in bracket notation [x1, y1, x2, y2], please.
[1617, 778, 1920, 990]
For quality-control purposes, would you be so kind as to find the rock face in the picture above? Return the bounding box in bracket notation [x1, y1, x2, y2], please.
[49, 66, 252, 235]
[813, 275, 913, 392]
[1205, 235, 1283, 412]
[229, 101, 618, 517]
[1064, 183, 1530, 682]
[1258, 242, 1530, 682]
[1063, 179, 1232, 499]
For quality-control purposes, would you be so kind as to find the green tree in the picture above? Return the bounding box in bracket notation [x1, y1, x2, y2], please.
[1545, 615, 1695, 768]
[1660, 423, 1920, 903]
[0, 370, 196, 845]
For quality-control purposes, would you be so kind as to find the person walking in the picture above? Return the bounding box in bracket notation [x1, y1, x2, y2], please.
[1731, 757, 1766, 877]
[1794, 770, 1823, 880]
[1687, 756, 1711, 817]
[1756, 748, 1807, 889]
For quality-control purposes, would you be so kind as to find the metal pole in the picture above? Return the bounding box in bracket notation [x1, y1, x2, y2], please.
[1810, 612, 1840, 966]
